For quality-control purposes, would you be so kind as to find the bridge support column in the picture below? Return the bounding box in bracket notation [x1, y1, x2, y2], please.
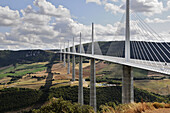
[60, 53, 62, 62]
[78, 56, 83, 105]
[90, 58, 96, 112]
[63, 53, 66, 67]
[122, 65, 134, 104]
[72, 55, 75, 81]
[67, 54, 70, 74]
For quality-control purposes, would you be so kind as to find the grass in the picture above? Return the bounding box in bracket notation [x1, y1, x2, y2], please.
[100, 102, 170, 113]
[133, 68, 148, 78]
[96, 63, 123, 78]
[4, 78, 46, 89]
[96, 63, 148, 78]
[0, 62, 48, 79]
[134, 79, 170, 95]
[0, 66, 15, 73]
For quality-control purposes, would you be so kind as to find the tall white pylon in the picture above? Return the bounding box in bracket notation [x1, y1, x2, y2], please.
[72, 37, 75, 81]
[78, 32, 84, 105]
[90, 23, 96, 112]
[67, 40, 70, 74]
[63, 42, 66, 67]
[125, 0, 130, 62]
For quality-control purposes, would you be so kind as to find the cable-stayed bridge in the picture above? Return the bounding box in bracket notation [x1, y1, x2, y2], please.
[57, 0, 170, 112]
[62, 52, 170, 75]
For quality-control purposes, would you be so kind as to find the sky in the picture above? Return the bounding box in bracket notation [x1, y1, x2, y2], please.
[0, 0, 170, 50]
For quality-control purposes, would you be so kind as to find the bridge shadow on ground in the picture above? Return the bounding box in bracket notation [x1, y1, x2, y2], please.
[32, 55, 56, 109]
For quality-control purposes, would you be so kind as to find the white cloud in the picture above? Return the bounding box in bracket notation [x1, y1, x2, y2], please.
[34, 0, 71, 18]
[164, 0, 170, 11]
[0, 0, 169, 50]
[130, 0, 164, 16]
[0, 6, 20, 26]
[145, 16, 170, 23]
[109, 0, 118, 2]
[86, 0, 170, 16]
[102, 0, 166, 16]
[159, 31, 170, 42]
[86, 0, 102, 5]
[104, 3, 124, 14]
[21, 7, 51, 26]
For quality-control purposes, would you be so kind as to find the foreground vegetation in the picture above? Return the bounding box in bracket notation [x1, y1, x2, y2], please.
[0, 88, 42, 112]
[49, 86, 170, 108]
[33, 98, 170, 113]
[33, 97, 95, 113]
[99, 102, 170, 113]
[1, 85, 169, 112]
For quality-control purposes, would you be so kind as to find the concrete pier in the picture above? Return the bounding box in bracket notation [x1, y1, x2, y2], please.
[60, 41, 62, 62]
[90, 58, 96, 112]
[78, 56, 83, 105]
[60, 53, 62, 62]
[63, 42, 66, 67]
[63, 53, 66, 67]
[122, 65, 134, 104]
[72, 37, 75, 81]
[67, 54, 70, 74]
[67, 41, 70, 74]
[72, 55, 75, 81]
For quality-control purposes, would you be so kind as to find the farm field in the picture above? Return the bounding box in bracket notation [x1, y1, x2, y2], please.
[0, 61, 90, 90]
[134, 79, 170, 95]
[0, 62, 48, 89]
[0, 60, 169, 113]
[0, 61, 169, 94]
[0, 62, 48, 79]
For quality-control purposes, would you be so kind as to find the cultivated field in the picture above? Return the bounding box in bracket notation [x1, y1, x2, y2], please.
[0, 61, 169, 96]
[134, 79, 170, 95]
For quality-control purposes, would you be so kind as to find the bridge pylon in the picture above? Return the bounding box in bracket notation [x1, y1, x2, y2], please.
[59, 40, 62, 62]
[122, 65, 134, 104]
[78, 32, 84, 105]
[72, 37, 75, 81]
[125, 0, 130, 62]
[67, 40, 70, 74]
[63, 42, 66, 67]
[122, 0, 134, 104]
[90, 23, 97, 112]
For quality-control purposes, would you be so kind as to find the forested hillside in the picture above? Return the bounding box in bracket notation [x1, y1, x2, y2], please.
[49, 86, 170, 109]
[0, 86, 169, 112]
[0, 50, 58, 67]
[0, 88, 42, 112]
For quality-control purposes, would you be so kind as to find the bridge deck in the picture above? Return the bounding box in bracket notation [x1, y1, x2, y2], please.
[59, 52, 170, 75]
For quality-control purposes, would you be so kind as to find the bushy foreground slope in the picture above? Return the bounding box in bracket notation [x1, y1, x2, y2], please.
[0, 86, 169, 112]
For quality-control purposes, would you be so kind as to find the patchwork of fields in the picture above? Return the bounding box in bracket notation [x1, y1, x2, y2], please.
[0, 61, 169, 96]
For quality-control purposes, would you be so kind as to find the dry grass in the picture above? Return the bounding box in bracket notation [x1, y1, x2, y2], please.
[0, 77, 11, 84]
[101, 102, 170, 113]
[134, 79, 170, 95]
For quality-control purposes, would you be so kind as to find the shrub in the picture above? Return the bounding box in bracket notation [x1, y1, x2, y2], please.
[164, 103, 170, 108]
[32, 97, 94, 113]
[152, 102, 165, 109]
[99, 105, 115, 113]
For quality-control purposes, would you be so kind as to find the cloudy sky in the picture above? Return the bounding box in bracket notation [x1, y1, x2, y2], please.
[0, 0, 170, 50]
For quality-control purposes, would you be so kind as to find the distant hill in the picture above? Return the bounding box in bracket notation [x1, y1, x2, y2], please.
[74, 41, 170, 63]
[0, 41, 169, 67]
[0, 50, 58, 67]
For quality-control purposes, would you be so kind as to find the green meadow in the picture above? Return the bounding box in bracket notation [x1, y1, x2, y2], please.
[0, 63, 47, 79]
